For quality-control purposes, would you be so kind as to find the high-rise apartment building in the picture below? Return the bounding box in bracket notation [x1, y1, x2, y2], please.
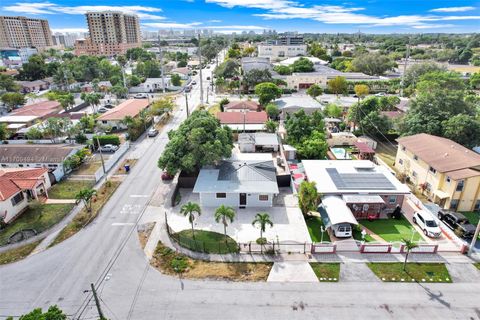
[75, 11, 141, 56]
[0, 16, 53, 49]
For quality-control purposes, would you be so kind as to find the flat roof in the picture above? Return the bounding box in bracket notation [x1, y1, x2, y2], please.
[303, 160, 410, 195]
[0, 115, 38, 123]
[275, 95, 323, 110]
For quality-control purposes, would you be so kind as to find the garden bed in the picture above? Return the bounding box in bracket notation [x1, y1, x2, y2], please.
[171, 229, 239, 254]
[367, 263, 451, 283]
[151, 241, 272, 281]
[48, 180, 95, 199]
[310, 263, 340, 282]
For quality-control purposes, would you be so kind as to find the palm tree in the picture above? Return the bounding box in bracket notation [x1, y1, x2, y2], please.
[121, 115, 135, 128]
[264, 120, 278, 133]
[75, 188, 97, 213]
[214, 205, 236, 244]
[402, 238, 418, 271]
[252, 212, 273, 253]
[180, 202, 201, 240]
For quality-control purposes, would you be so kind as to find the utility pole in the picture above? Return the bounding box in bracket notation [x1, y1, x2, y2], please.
[96, 135, 106, 177]
[400, 36, 411, 97]
[468, 221, 480, 256]
[158, 32, 166, 93]
[197, 33, 204, 105]
[184, 92, 190, 117]
[90, 283, 105, 320]
[206, 86, 209, 104]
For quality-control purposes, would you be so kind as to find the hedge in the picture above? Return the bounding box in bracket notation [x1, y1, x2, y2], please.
[92, 135, 120, 147]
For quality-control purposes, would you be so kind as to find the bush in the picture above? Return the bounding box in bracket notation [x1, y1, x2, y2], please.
[75, 133, 87, 144]
[256, 237, 267, 245]
[92, 134, 120, 148]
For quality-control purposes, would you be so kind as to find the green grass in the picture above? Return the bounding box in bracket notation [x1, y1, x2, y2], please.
[172, 229, 239, 254]
[375, 143, 398, 171]
[0, 240, 42, 265]
[352, 226, 375, 242]
[360, 217, 422, 243]
[207, 104, 221, 115]
[367, 263, 452, 283]
[310, 263, 340, 282]
[48, 180, 95, 199]
[462, 212, 480, 239]
[305, 216, 331, 242]
[0, 204, 74, 246]
[474, 263, 480, 270]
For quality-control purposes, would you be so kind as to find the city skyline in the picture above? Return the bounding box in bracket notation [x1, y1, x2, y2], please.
[0, 0, 479, 35]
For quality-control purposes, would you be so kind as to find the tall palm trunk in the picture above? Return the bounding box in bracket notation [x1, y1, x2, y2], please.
[223, 218, 228, 244]
[191, 221, 195, 240]
[260, 229, 263, 254]
[403, 251, 409, 271]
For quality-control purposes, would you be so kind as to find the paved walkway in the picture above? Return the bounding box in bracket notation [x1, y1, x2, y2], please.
[44, 199, 76, 204]
[267, 261, 318, 282]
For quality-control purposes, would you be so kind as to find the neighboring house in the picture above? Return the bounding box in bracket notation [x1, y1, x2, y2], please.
[97, 81, 112, 91]
[327, 132, 357, 147]
[223, 100, 260, 113]
[97, 98, 150, 130]
[303, 160, 410, 220]
[81, 83, 94, 92]
[193, 156, 279, 208]
[16, 79, 50, 93]
[0, 145, 80, 181]
[216, 111, 268, 132]
[171, 67, 190, 79]
[0, 168, 52, 223]
[396, 133, 480, 211]
[238, 132, 279, 152]
[241, 57, 273, 73]
[274, 94, 323, 119]
[257, 44, 307, 60]
[276, 56, 328, 67]
[129, 77, 173, 93]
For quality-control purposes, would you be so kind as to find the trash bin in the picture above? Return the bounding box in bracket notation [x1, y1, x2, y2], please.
[124, 165, 130, 173]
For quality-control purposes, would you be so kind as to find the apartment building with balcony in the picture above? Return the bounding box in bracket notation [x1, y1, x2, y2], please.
[0, 16, 53, 49]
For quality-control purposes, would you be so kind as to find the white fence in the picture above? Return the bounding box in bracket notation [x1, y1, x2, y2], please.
[94, 142, 130, 182]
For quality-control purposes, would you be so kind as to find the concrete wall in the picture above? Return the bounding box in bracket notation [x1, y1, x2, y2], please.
[1, 191, 28, 223]
[199, 192, 274, 208]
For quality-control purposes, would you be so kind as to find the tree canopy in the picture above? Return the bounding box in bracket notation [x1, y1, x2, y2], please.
[254, 82, 282, 106]
[351, 53, 395, 76]
[158, 110, 233, 174]
[291, 57, 314, 73]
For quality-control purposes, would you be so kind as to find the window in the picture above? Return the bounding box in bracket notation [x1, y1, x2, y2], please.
[259, 195, 269, 201]
[450, 199, 459, 210]
[425, 182, 432, 192]
[413, 155, 418, 161]
[401, 146, 406, 151]
[412, 171, 417, 177]
[429, 166, 437, 175]
[398, 159, 403, 165]
[216, 193, 226, 198]
[446, 176, 451, 183]
[456, 180, 464, 192]
[10, 192, 25, 206]
[388, 195, 397, 204]
[474, 200, 480, 212]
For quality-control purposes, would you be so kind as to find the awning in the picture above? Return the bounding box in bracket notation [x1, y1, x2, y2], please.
[319, 196, 358, 228]
[342, 194, 385, 204]
[434, 189, 450, 199]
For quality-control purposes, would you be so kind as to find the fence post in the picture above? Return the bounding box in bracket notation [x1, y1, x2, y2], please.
[203, 241, 206, 253]
[249, 242, 251, 254]
[304, 242, 306, 254]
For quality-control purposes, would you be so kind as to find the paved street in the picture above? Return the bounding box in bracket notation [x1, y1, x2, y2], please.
[1, 52, 480, 319]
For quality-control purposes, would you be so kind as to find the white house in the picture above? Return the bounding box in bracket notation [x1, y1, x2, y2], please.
[129, 78, 172, 93]
[257, 44, 307, 60]
[193, 155, 279, 208]
[238, 133, 279, 153]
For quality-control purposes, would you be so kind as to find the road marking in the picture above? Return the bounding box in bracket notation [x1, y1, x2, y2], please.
[130, 195, 149, 198]
[120, 204, 142, 215]
[112, 222, 135, 226]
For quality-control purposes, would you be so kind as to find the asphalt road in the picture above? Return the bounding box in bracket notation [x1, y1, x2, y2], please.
[1, 52, 480, 319]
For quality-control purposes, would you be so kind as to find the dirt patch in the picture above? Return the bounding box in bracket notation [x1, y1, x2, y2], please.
[151, 241, 272, 282]
[137, 223, 155, 249]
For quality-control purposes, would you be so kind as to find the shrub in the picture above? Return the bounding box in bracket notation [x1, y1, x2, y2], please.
[92, 134, 120, 147]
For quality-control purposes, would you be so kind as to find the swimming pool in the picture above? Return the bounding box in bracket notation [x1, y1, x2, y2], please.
[331, 147, 351, 160]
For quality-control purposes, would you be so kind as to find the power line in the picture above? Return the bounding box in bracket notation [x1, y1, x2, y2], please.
[98, 296, 120, 320]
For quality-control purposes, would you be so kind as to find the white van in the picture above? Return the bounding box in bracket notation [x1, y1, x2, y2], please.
[331, 223, 352, 238]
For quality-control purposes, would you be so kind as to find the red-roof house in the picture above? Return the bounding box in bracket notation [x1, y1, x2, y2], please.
[223, 100, 260, 112]
[97, 99, 150, 130]
[216, 111, 268, 131]
[0, 168, 52, 223]
[12, 100, 62, 119]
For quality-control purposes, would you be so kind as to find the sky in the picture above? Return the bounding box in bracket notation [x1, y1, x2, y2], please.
[0, 0, 479, 34]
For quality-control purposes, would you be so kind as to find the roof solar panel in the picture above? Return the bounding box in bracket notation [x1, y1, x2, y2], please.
[326, 168, 395, 190]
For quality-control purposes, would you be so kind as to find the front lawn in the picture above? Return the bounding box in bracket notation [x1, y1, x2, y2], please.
[474, 263, 480, 270]
[0, 204, 74, 246]
[310, 263, 340, 282]
[462, 211, 480, 226]
[367, 263, 452, 283]
[207, 104, 221, 115]
[360, 217, 422, 243]
[151, 241, 272, 281]
[305, 216, 331, 243]
[48, 180, 95, 199]
[0, 240, 42, 265]
[172, 229, 239, 254]
[352, 226, 375, 242]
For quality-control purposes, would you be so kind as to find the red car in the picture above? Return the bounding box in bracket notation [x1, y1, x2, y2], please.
[161, 172, 174, 180]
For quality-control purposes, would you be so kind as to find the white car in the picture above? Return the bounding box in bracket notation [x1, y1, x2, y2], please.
[413, 211, 442, 238]
[99, 144, 119, 153]
[331, 223, 352, 238]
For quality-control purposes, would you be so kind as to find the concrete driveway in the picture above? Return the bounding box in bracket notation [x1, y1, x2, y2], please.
[166, 188, 311, 243]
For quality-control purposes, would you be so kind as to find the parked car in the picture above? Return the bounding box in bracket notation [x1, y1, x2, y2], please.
[184, 86, 192, 93]
[413, 211, 442, 238]
[99, 144, 119, 153]
[191, 80, 197, 85]
[103, 104, 115, 109]
[134, 93, 148, 99]
[161, 171, 174, 180]
[147, 128, 159, 137]
[206, 76, 211, 80]
[331, 223, 352, 238]
[97, 107, 109, 113]
[437, 210, 475, 238]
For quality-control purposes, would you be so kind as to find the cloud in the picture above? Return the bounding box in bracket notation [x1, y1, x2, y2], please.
[207, 19, 222, 23]
[143, 22, 266, 31]
[411, 24, 455, 29]
[208, 0, 479, 29]
[2, 2, 165, 20]
[430, 6, 475, 13]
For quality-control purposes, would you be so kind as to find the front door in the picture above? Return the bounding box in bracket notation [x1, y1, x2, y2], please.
[239, 193, 247, 206]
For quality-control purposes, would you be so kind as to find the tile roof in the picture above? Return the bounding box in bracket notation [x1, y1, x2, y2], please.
[224, 100, 260, 111]
[11, 100, 61, 118]
[0, 168, 48, 201]
[216, 111, 268, 124]
[97, 99, 149, 121]
[397, 133, 480, 173]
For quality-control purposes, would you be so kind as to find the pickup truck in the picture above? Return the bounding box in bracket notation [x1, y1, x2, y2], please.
[437, 210, 476, 238]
